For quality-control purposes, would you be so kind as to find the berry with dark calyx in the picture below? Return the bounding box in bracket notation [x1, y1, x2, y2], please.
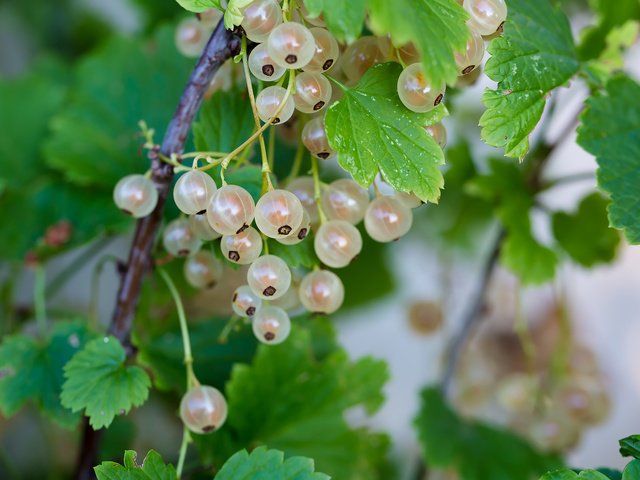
[301, 116, 335, 160]
[206, 185, 255, 236]
[113, 174, 158, 218]
[240, 0, 283, 43]
[247, 254, 292, 300]
[294, 71, 332, 114]
[397, 63, 446, 113]
[463, 0, 508, 36]
[232, 285, 263, 318]
[314, 220, 363, 268]
[189, 213, 221, 241]
[249, 43, 286, 82]
[173, 170, 217, 216]
[267, 22, 316, 70]
[184, 251, 223, 289]
[303, 28, 340, 73]
[255, 189, 304, 238]
[256, 85, 295, 125]
[454, 29, 485, 75]
[277, 208, 311, 245]
[364, 196, 413, 243]
[220, 226, 263, 265]
[180, 385, 228, 434]
[252, 306, 291, 344]
[299, 270, 344, 314]
[163, 218, 202, 257]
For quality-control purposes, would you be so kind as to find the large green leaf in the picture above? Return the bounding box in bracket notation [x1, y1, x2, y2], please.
[577, 76, 640, 244]
[0, 322, 93, 428]
[44, 27, 193, 188]
[303, 0, 367, 43]
[61, 336, 151, 429]
[368, 0, 470, 87]
[95, 450, 176, 480]
[195, 329, 391, 479]
[623, 460, 640, 480]
[215, 447, 329, 480]
[325, 63, 447, 203]
[415, 387, 561, 480]
[480, 0, 579, 159]
[578, 0, 640, 60]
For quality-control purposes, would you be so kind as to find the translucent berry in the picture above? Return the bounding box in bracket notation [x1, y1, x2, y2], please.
[240, 0, 283, 43]
[277, 208, 311, 245]
[299, 3, 326, 27]
[463, 0, 508, 36]
[364, 196, 413, 242]
[321, 178, 369, 224]
[267, 22, 316, 69]
[189, 214, 221, 241]
[252, 306, 291, 344]
[397, 43, 420, 65]
[294, 72, 332, 113]
[496, 373, 537, 412]
[425, 122, 448, 149]
[314, 220, 363, 268]
[220, 226, 263, 264]
[180, 385, 227, 434]
[394, 192, 423, 209]
[247, 254, 292, 300]
[271, 278, 302, 311]
[299, 270, 344, 314]
[256, 85, 295, 125]
[301, 116, 335, 159]
[232, 285, 263, 317]
[342, 37, 385, 83]
[255, 189, 304, 238]
[206, 185, 255, 235]
[113, 174, 158, 218]
[248, 43, 286, 82]
[303, 27, 340, 73]
[397, 63, 446, 113]
[287, 176, 319, 224]
[454, 29, 485, 75]
[173, 170, 218, 215]
[205, 60, 233, 98]
[184, 251, 223, 289]
[163, 218, 202, 257]
[198, 8, 223, 29]
[175, 17, 208, 58]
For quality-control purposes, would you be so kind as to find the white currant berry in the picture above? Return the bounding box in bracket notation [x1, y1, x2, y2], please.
[252, 306, 291, 344]
[394, 192, 423, 209]
[180, 385, 227, 434]
[205, 60, 234, 98]
[240, 0, 283, 43]
[277, 208, 311, 245]
[206, 185, 255, 235]
[496, 373, 537, 412]
[299, 270, 344, 314]
[299, 3, 326, 27]
[364, 196, 413, 242]
[189, 214, 222, 241]
[256, 85, 295, 125]
[454, 29, 485, 75]
[271, 278, 302, 311]
[463, 0, 507, 36]
[342, 37, 385, 83]
[267, 22, 316, 69]
[113, 174, 158, 218]
[425, 122, 448, 149]
[247, 254, 292, 299]
[175, 17, 208, 58]
[173, 170, 218, 215]
[232, 285, 263, 317]
[321, 178, 369, 224]
[287, 176, 319, 224]
[248, 43, 286, 82]
[255, 189, 304, 238]
[184, 251, 223, 289]
[301, 116, 335, 160]
[163, 218, 202, 257]
[303, 27, 340, 73]
[198, 8, 223, 29]
[397, 43, 420, 65]
[294, 71, 332, 114]
[220, 226, 263, 264]
[314, 220, 363, 268]
[397, 63, 445, 113]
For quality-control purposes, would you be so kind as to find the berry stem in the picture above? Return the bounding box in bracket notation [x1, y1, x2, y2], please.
[217, 315, 242, 343]
[34, 264, 47, 335]
[311, 155, 327, 224]
[176, 427, 191, 478]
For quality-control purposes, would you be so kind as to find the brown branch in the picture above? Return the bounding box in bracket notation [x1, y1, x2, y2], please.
[73, 19, 242, 480]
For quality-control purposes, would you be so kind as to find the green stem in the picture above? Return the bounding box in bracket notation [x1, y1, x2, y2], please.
[311, 156, 327, 224]
[176, 427, 191, 478]
[34, 265, 47, 335]
[158, 268, 197, 389]
[217, 315, 242, 343]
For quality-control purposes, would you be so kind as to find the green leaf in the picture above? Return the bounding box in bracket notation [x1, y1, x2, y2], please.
[368, 0, 470, 87]
[584, 21, 640, 85]
[416, 387, 562, 480]
[44, 27, 193, 188]
[224, 0, 254, 29]
[623, 460, 640, 480]
[552, 193, 620, 267]
[303, 0, 367, 43]
[61, 336, 151, 429]
[0, 322, 93, 428]
[325, 63, 447, 203]
[215, 447, 330, 480]
[620, 435, 640, 459]
[577, 76, 640, 244]
[540, 471, 611, 480]
[95, 450, 176, 480]
[175, 0, 220, 14]
[480, 0, 579, 159]
[224, 166, 263, 202]
[268, 236, 316, 269]
[195, 329, 391, 479]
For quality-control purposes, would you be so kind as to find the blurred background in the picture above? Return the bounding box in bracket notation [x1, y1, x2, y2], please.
[1, 0, 639, 478]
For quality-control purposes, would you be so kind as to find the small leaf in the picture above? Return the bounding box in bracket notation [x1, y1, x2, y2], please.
[61, 336, 151, 429]
[215, 447, 330, 480]
[224, 0, 254, 29]
[368, 0, 470, 87]
[620, 435, 640, 459]
[175, 0, 220, 13]
[480, 0, 579, 159]
[584, 21, 640, 85]
[325, 63, 447, 203]
[95, 450, 176, 480]
[577, 75, 640, 244]
[303, 0, 367, 43]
